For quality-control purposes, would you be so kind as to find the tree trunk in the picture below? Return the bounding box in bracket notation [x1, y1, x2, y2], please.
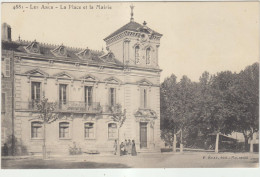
[173, 133, 177, 152]
[43, 121, 47, 159]
[243, 134, 249, 152]
[117, 128, 120, 156]
[180, 129, 183, 153]
[215, 132, 219, 153]
[250, 137, 254, 153]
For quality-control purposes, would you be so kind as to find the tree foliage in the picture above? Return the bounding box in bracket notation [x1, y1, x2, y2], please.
[160, 63, 259, 151]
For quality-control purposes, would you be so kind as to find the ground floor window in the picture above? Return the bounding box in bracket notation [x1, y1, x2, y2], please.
[84, 122, 94, 138]
[59, 122, 69, 138]
[31, 121, 42, 138]
[108, 123, 117, 139]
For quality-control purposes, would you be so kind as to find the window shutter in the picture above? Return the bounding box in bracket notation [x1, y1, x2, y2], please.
[114, 88, 116, 105]
[108, 88, 111, 106]
[5, 58, 10, 77]
[140, 88, 144, 108]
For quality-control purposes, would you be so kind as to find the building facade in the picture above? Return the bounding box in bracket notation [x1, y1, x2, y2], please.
[1, 13, 163, 155]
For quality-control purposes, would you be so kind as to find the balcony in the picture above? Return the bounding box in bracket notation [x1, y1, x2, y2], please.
[15, 101, 102, 114]
[103, 104, 123, 114]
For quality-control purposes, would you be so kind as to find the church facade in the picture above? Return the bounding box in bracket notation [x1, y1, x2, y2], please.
[1, 11, 163, 155]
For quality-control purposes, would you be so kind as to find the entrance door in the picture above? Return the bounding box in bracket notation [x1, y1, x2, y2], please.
[140, 122, 148, 148]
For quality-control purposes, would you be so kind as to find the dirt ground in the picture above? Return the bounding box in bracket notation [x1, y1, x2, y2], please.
[1, 152, 259, 169]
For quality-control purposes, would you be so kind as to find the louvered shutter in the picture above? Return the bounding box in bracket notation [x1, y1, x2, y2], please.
[140, 88, 144, 108]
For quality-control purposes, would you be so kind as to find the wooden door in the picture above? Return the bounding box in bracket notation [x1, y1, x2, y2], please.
[140, 122, 148, 148]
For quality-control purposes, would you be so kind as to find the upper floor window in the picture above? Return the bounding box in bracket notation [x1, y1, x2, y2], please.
[85, 86, 93, 106]
[59, 122, 69, 139]
[59, 84, 68, 104]
[109, 88, 116, 106]
[84, 122, 94, 138]
[146, 47, 151, 65]
[31, 82, 41, 102]
[1, 93, 5, 113]
[108, 123, 117, 139]
[135, 46, 140, 64]
[31, 121, 42, 138]
[140, 88, 148, 109]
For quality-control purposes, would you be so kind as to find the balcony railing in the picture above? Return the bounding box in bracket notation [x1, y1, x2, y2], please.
[103, 104, 122, 114]
[15, 101, 102, 114]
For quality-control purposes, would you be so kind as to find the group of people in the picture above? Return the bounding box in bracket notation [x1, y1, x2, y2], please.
[114, 139, 137, 156]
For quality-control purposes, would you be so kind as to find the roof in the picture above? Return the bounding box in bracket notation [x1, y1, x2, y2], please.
[104, 21, 162, 41]
[1, 40, 123, 67]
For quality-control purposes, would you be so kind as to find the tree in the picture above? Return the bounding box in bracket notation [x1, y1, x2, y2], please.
[229, 63, 259, 152]
[110, 104, 126, 155]
[161, 74, 197, 152]
[32, 97, 59, 159]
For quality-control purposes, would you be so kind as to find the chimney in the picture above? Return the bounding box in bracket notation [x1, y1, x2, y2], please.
[2, 23, 12, 41]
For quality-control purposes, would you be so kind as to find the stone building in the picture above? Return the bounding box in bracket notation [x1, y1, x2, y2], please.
[1, 23, 14, 149]
[1, 9, 163, 155]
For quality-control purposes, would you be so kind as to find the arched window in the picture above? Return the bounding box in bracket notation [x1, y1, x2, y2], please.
[31, 121, 42, 138]
[108, 123, 117, 139]
[59, 122, 70, 138]
[146, 47, 151, 64]
[84, 122, 94, 138]
[135, 46, 140, 64]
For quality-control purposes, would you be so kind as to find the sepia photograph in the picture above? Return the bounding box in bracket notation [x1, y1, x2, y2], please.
[0, 0, 259, 172]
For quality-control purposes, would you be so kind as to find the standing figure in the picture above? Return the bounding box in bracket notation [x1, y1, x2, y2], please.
[120, 142, 124, 156]
[131, 140, 137, 156]
[128, 139, 132, 155]
[124, 139, 128, 155]
[113, 140, 117, 155]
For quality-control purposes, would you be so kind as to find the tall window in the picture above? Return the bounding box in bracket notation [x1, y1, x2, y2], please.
[5, 58, 10, 77]
[59, 84, 67, 104]
[135, 46, 140, 64]
[84, 123, 94, 138]
[59, 122, 69, 138]
[140, 88, 148, 109]
[108, 123, 117, 139]
[2, 93, 5, 113]
[31, 121, 42, 138]
[146, 47, 151, 64]
[109, 88, 116, 106]
[31, 82, 41, 102]
[85, 86, 93, 106]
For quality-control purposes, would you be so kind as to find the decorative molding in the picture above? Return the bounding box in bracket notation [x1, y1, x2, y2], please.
[76, 48, 92, 60]
[51, 45, 67, 57]
[24, 68, 49, 82]
[24, 40, 41, 54]
[53, 71, 74, 80]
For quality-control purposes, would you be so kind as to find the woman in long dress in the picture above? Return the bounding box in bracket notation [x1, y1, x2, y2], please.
[120, 142, 124, 156]
[128, 139, 132, 155]
[131, 140, 137, 156]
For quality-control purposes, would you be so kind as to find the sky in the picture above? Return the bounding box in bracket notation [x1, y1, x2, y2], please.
[1, 2, 259, 82]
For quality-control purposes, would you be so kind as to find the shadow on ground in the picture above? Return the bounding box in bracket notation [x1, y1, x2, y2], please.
[1, 159, 130, 169]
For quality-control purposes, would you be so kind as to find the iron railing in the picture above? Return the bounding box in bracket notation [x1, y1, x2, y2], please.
[15, 101, 102, 114]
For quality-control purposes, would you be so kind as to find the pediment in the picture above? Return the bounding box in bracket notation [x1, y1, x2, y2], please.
[24, 40, 41, 54]
[24, 68, 49, 77]
[104, 76, 121, 84]
[136, 79, 153, 86]
[53, 72, 74, 79]
[51, 45, 67, 57]
[80, 74, 98, 82]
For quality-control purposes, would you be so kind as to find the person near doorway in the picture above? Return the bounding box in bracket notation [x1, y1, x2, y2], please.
[113, 139, 117, 155]
[131, 140, 137, 156]
[120, 142, 124, 156]
[124, 139, 128, 155]
[127, 139, 132, 155]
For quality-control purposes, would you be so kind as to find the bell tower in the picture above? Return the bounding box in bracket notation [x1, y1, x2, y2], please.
[103, 5, 162, 69]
